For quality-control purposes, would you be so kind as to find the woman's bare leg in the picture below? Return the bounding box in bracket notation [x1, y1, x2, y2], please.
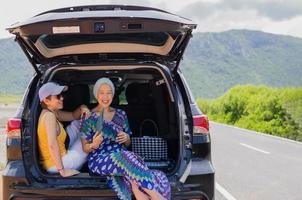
[130, 180, 150, 200]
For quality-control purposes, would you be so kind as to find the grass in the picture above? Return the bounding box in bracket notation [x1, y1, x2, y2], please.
[0, 94, 22, 104]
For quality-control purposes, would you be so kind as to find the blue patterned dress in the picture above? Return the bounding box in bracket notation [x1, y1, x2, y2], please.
[80, 108, 171, 200]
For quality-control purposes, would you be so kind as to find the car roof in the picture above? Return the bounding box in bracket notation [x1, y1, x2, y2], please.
[9, 5, 195, 29]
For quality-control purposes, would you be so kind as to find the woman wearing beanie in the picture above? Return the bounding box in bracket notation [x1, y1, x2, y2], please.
[80, 78, 171, 200]
[37, 82, 89, 177]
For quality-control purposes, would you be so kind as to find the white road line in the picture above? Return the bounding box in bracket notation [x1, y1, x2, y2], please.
[240, 143, 271, 154]
[216, 182, 237, 200]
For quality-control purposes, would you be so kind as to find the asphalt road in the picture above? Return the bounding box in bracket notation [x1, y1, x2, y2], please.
[211, 122, 302, 200]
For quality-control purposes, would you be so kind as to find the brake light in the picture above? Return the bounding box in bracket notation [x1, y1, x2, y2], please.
[6, 118, 21, 138]
[193, 115, 209, 135]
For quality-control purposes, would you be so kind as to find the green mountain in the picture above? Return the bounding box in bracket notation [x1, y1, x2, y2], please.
[0, 38, 33, 95]
[182, 30, 302, 98]
[1, 30, 302, 98]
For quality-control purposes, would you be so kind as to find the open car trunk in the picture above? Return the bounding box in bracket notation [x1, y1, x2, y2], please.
[8, 5, 196, 75]
[23, 63, 188, 187]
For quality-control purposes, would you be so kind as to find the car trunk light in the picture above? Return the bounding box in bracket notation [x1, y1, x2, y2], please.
[193, 115, 209, 135]
[6, 118, 21, 138]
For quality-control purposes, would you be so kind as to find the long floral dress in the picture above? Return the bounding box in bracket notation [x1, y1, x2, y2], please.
[80, 108, 171, 200]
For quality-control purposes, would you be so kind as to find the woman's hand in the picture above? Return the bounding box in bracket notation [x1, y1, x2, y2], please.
[91, 131, 103, 149]
[80, 105, 90, 119]
[116, 131, 130, 144]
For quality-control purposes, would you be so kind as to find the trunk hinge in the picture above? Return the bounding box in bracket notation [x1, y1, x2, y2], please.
[15, 35, 42, 77]
[172, 30, 193, 74]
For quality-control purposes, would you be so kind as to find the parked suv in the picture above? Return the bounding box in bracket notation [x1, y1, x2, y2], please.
[2, 5, 214, 200]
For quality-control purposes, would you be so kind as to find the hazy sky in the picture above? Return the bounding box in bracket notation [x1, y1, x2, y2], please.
[1, 0, 302, 39]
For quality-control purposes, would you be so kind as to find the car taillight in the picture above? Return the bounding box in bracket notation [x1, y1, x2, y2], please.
[193, 115, 209, 135]
[6, 118, 21, 138]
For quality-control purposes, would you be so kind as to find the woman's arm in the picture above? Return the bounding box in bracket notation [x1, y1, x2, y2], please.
[81, 131, 103, 153]
[56, 105, 89, 122]
[45, 113, 80, 177]
[124, 134, 131, 147]
[116, 131, 131, 147]
[117, 110, 132, 147]
[44, 112, 64, 171]
[81, 139, 95, 154]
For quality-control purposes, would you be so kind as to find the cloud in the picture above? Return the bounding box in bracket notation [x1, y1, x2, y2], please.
[1, 0, 302, 39]
[174, 0, 302, 39]
[108, 0, 170, 12]
[224, 0, 302, 20]
[178, 0, 302, 21]
[191, 9, 272, 33]
[108, 0, 153, 7]
[177, 1, 219, 19]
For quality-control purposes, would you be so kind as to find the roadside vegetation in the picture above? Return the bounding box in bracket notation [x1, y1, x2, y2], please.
[0, 94, 22, 104]
[197, 85, 302, 141]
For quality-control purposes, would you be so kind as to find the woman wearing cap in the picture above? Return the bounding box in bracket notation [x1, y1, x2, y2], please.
[38, 82, 89, 177]
[80, 78, 171, 200]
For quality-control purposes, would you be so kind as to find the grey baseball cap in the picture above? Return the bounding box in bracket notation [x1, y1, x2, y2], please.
[38, 82, 68, 102]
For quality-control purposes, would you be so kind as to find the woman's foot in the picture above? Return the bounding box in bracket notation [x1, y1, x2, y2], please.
[130, 180, 150, 200]
[142, 188, 166, 200]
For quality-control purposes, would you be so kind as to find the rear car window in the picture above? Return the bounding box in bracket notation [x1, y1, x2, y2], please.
[30, 33, 170, 48]
[179, 72, 195, 104]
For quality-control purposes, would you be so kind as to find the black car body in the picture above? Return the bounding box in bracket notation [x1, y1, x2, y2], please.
[2, 5, 214, 200]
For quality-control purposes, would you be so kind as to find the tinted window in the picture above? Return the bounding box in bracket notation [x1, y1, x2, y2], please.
[34, 33, 170, 48]
[178, 71, 195, 104]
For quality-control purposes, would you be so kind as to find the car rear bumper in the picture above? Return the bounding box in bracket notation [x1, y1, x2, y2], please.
[1, 161, 27, 200]
[2, 160, 214, 200]
[172, 191, 210, 200]
[175, 158, 215, 200]
[10, 196, 117, 200]
[8, 190, 118, 200]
